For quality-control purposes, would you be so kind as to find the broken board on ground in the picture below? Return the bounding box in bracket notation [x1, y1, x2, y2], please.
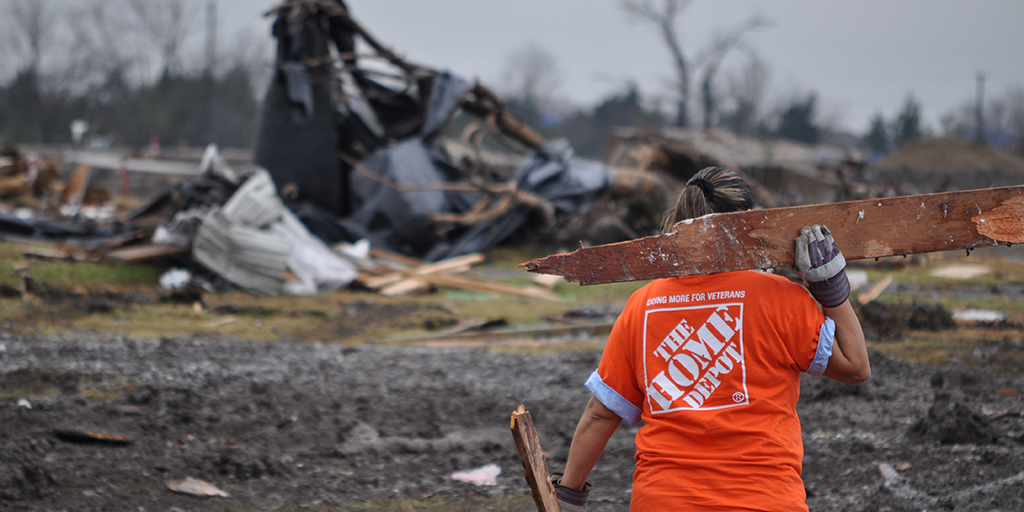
[523, 185, 1024, 285]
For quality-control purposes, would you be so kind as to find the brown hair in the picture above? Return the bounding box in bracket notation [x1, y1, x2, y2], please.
[661, 166, 754, 232]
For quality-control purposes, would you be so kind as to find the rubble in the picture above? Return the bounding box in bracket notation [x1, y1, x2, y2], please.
[0, 0, 667, 298]
[872, 137, 1024, 194]
[254, 0, 663, 261]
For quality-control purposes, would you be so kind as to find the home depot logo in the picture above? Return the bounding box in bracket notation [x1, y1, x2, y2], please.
[644, 304, 747, 412]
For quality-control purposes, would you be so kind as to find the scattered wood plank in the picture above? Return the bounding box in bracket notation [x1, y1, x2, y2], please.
[103, 243, 189, 263]
[53, 427, 132, 446]
[59, 164, 91, 208]
[436, 318, 508, 336]
[857, 276, 894, 305]
[523, 185, 1024, 285]
[0, 175, 28, 198]
[532, 274, 564, 289]
[356, 252, 557, 300]
[23, 248, 75, 261]
[510, 405, 561, 512]
[379, 279, 431, 297]
[420, 272, 560, 301]
[363, 253, 485, 290]
[368, 247, 424, 268]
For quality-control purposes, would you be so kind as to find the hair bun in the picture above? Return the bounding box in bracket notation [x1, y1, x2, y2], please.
[687, 177, 715, 200]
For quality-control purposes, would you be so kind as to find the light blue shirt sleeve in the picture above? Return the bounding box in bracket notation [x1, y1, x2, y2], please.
[585, 370, 643, 425]
[806, 316, 835, 376]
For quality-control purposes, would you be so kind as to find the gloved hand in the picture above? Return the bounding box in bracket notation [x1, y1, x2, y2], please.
[550, 473, 591, 512]
[794, 224, 850, 308]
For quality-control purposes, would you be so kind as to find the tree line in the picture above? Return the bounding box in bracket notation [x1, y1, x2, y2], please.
[0, 0, 267, 149]
[500, 0, 1024, 160]
[2, 0, 1022, 161]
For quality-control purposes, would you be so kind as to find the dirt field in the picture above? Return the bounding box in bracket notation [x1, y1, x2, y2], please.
[1, 328, 1023, 511]
[3, 248, 1024, 511]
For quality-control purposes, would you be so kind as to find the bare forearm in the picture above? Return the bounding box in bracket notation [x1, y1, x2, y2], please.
[822, 299, 870, 383]
[560, 396, 622, 490]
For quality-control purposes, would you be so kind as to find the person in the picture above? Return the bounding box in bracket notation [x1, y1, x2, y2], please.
[551, 166, 870, 511]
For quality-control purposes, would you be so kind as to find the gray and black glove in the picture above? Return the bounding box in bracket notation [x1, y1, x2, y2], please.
[794, 224, 850, 308]
[550, 473, 591, 512]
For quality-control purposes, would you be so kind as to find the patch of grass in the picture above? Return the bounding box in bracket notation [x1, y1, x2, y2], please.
[0, 241, 164, 290]
[871, 328, 1024, 379]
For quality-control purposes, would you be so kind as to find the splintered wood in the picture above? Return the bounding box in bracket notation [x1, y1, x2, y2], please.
[510, 405, 561, 512]
[523, 185, 1024, 285]
[359, 251, 560, 300]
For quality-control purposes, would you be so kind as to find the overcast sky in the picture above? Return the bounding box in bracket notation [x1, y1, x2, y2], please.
[218, 0, 1024, 134]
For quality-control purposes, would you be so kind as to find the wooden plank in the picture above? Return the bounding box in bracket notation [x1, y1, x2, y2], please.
[420, 272, 560, 301]
[379, 278, 431, 297]
[412, 253, 485, 274]
[523, 185, 1024, 285]
[104, 244, 189, 263]
[363, 253, 485, 295]
[510, 405, 561, 512]
[368, 247, 423, 268]
[363, 253, 485, 290]
[59, 164, 91, 207]
[857, 276, 894, 304]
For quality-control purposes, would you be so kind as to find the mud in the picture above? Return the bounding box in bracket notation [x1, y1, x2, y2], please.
[1, 331, 1023, 511]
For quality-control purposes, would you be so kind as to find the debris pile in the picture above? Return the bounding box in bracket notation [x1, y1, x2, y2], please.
[605, 127, 873, 206]
[0, 0, 670, 298]
[253, 0, 664, 260]
[0, 145, 117, 236]
[872, 137, 1024, 194]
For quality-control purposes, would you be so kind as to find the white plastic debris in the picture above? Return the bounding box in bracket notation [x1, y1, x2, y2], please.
[167, 477, 230, 497]
[159, 268, 192, 291]
[17, 398, 32, 410]
[450, 463, 501, 486]
[336, 238, 372, 261]
[953, 309, 1007, 323]
[272, 210, 358, 295]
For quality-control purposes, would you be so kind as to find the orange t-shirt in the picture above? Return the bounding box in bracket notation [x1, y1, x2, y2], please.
[588, 270, 831, 511]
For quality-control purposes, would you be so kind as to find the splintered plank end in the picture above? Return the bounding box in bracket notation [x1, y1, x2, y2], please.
[510, 405, 561, 512]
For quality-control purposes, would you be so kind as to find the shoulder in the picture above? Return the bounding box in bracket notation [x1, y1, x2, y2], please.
[737, 270, 806, 292]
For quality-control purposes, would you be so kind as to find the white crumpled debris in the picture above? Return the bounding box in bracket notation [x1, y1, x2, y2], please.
[450, 463, 501, 486]
[167, 477, 230, 497]
[159, 268, 192, 291]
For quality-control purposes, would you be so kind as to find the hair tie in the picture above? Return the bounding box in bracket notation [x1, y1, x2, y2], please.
[688, 177, 715, 200]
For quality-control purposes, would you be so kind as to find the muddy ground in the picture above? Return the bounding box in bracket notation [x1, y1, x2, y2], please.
[2, 323, 1023, 511]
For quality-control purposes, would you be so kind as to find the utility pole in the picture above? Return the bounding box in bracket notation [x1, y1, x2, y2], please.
[975, 71, 986, 144]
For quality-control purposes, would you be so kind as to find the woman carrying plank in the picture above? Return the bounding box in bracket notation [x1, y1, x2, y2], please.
[553, 166, 869, 511]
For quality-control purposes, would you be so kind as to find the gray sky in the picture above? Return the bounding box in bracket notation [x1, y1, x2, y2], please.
[220, 0, 1024, 133]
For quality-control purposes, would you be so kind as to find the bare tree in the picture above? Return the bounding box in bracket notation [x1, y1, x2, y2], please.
[127, 0, 200, 80]
[939, 87, 1024, 152]
[51, 1, 139, 93]
[621, 0, 693, 127]
[6, 0, 55, 76]
[721, 48, 770, 135]
[222, 27, 273, 100]
[695, 14, 772, 130]
[499, 43, 562, 118]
